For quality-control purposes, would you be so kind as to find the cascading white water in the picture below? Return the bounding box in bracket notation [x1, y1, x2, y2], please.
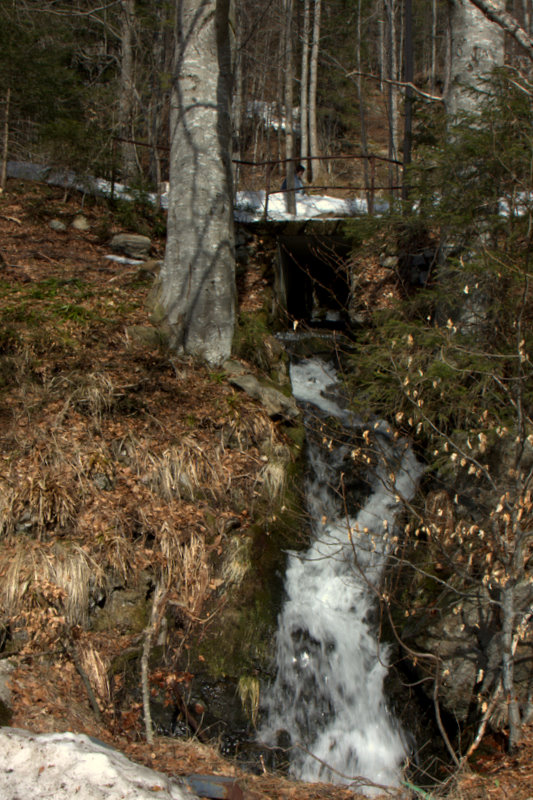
[261, 357, 424, 793]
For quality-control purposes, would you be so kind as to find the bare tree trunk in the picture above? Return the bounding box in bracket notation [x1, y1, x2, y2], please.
[356, 1, 371, 211]
[283, 0, 296, 214]
[0, 88, 10, 193]
[522, 0, 531, 34]
[446, 0, 505, 117]
[402, 0, 414, 201]
[444, 1, 453, 101]
[148, 3, 168, 202]
[466, 0, 533, 59]
[141, 584, 165, 745]
[385, 0, 399, 192]
[308, 0, 321, 182]
[378, 0, 385, 92]
[300, 0, 311, 170]
[152, 0, 236, 366]
[431, 0, 438, 93]
[276, 14, 285, 178]
[232, 6, 243, 193]
[118, 0, 137, 182]
[502, 583, 522, 751]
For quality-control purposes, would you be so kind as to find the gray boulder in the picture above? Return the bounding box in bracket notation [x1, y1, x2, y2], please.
[110, 233, 151, 260]
[228, 372, 299, 420]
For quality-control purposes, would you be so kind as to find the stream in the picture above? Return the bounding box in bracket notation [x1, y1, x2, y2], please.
[260, 354, 424, 792]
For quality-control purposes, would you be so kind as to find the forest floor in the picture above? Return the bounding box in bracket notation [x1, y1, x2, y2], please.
[0, 180, 533, 800]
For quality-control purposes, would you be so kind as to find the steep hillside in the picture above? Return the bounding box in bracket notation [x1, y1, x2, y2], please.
[0, 180, 532, 800]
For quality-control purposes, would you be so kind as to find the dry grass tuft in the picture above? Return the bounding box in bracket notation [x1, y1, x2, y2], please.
[259, 443, 292, 503]
[156, 522, 186, 584]
[1, 470, 80, 539]
[49, 372, 118, 427]
[91, 527, 138, 584]
[237, 674, 260, 726]
[166, 531, 211, 618]
[147, 437, 227, 502]
[219, 410, 277, 452]
[1, 542, 106, 628]
[222, 535, 253, 586]
[72, 372, 117, 418]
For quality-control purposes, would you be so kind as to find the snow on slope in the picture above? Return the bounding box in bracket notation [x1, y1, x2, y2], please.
[0, 727, 194, 800]
[6, 160, 381, 222]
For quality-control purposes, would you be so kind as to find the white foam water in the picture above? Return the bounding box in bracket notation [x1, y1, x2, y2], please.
[260, 358, 423, 793]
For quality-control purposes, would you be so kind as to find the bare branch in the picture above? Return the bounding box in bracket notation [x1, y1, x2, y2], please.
[323, 51, 444, 103]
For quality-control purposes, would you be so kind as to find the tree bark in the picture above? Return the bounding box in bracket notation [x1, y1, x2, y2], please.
[384, 0, 400, 189]
[300, 0, 311, 171]
[232, 4, 243, 180]
[142, 584, 165, 745]
[356, 1, 371, 210]
[431, 0, 438, 93]
[308, 0, 321, 182]
[283, 0, 296, 214]
[446, 0, 505, 117]
[402, 0, 414, 201]
[378, 1, 385, 92]
[118, 0, 137, 182]
[154, 0, 236, 366]
[0, 88, 10, 192]
[466, 0, 533, 59]
[501, 582, 522, 751]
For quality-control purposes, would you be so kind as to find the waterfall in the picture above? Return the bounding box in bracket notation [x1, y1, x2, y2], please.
[261, 356, 423, 793]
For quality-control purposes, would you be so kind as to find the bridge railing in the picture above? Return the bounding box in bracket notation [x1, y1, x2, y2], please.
[232, 153, 403, 217]
[111, 137, 403, 216]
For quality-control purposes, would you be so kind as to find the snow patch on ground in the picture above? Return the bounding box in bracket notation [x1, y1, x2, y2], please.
[6, 160, 382, 222]
[0, 727, 194, 800]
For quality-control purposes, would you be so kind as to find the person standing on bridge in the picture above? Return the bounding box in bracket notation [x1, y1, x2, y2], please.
[281, 164, 306, 195]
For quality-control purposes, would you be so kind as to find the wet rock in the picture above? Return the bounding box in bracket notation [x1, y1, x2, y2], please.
[228, 373, 299, 420]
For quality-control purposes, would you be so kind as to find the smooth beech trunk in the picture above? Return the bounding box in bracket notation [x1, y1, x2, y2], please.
[155, 0, 235, 366]
[446, 0, 504, 117]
